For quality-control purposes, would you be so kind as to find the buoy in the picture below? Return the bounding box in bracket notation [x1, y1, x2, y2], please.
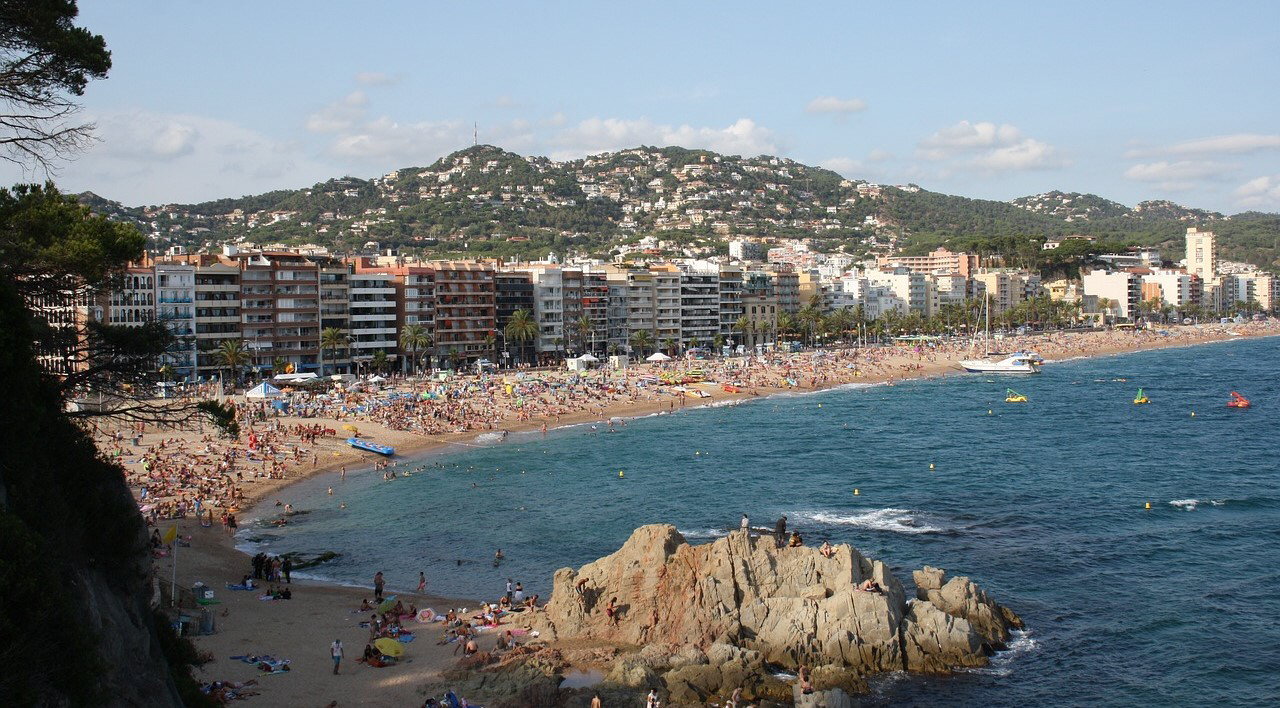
[1191, 411, 1196, 417]
[1144, 502, 1151, 509]
[618, 471, 624, 478]
[929, 463, 935, 470]
[818, 403, 822, 408]
[988, 410, 993, 415]
[853, 488, 860, 496]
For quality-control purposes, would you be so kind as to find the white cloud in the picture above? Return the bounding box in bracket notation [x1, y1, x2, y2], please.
[805, 96, 868, 115]
[305, 91, 369, 134]
[492, 95, 519, 109]
[549, 117, 778, 159]
[329, 116, 465, 162]
[1234, 175, 1280, 209]
[32, 110, 334, 205]
[92, 112, 200, 160]
[354, 72, 397, 86]
[1127, 133, 1280, 159]
[820, 157, 864, 174]
[1124, 160, 1234, 183]
[867, 149, 893, 163]
[917, 120, 1064, 171]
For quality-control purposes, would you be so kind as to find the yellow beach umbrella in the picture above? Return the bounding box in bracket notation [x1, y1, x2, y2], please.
[374, 638, 404, 657]
[342, 424, 359, 434]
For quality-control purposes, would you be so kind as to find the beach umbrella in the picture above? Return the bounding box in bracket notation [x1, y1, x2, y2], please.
[377, 595, 398, 613]
[342, 424, 359, 434]
[374, 638, 404, 657]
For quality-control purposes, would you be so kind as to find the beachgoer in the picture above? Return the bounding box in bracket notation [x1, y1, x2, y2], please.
[857, 579, 882, 593]
[374, 571, 385, 601]
[513, 582, 524, 602]
[740, 513, 749, 532]
[646, 689, 660, 707]
[799, 664, 813, 695]
[330, 639, 343, 675]
[788, 531, 803, 547]
[417, 571, 427, 593]
[605, 597, 619, 625]
[729, 687, 742, 707]
[820, 540, 834, 558]
[774, 515, 787, 546]
[282, 558, 292, 584]
[505, 578, 513, 601]
[591, 694, 603, 708]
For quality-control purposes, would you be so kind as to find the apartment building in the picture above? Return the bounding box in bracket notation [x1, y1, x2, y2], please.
[768, 267, 801, 314]
[603, 266, 655, 355]
[1185, 227, 1216, 281]
[431, 261, 496, 363]
[236, 252, 323, 374]
[679, 269, 719, 349]
[348, 272, 397, 368]
[352, 259, 436, 371]
[876, 247, 978, 278]
[580, 271, 609, 354]
[972, 269, 1041, 315]
[1081, 269, 1141, 320]
[154, 261, 197, 376]
[495, 271, 534, 362]
[192, 261, 240, 379]
[106, 267, 155, 327]
[652, 270, 683, 349]
[718, 265, 744, 337]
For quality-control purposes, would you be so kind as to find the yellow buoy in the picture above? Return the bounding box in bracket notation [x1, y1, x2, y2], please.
[988, 410, 993, 415]
[929, 463, 935, 470]
[1191, 411, 1196, 417]
[818, 403, 822, 408]
[1144, 502, 1151, 509]
[618, 471, 625, 478]
[853, 488, 860, 496]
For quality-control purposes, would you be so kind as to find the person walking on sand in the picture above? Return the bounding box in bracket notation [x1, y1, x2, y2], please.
[417, 571, 427, 593]
[330, 639, 343, 675]
[374, 571, 385, 601]
[282, 557, 292, 584]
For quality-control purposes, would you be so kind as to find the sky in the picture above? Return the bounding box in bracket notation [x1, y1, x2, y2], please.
[7, 1, 1280, 212]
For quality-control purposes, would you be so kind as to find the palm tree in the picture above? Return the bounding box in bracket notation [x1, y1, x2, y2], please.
[504, 308, 538, 365]
[321, 326, 348, 376]
[217, 339, 249, 388]
[734, 315, 753, 352]
[573, 315, 593, 353]
[272, 356, 289, 375]
[629, 329, 653, 360]
[776, 312, 795, 344]
[662, 337, 677, 356]
[157, 363, 175, 382]
[371, 349, 388, 374]
[398, 323, 432, 376]
[712, 333, 725, 354]
[1096, 298, 1115, 325]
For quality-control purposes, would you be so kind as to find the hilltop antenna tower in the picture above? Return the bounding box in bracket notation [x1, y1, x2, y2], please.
[474, 122, 478, 146]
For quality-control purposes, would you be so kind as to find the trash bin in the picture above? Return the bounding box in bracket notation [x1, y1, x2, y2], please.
[199, 608, 216, 635]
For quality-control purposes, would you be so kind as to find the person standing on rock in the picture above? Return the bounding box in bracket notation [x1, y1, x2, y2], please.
[740, 513, 749, 533]
[590, 694, 602, 708]
[774, 515, 787, 546]
[646, 688, 660, 707]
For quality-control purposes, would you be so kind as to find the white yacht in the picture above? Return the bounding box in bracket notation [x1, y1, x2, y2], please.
[958, 353, 1041, 374]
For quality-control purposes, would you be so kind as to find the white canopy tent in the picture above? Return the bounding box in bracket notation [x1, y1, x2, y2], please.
[577, 353, 600, 362]
[646, 352, 672, 362]
[245, 381, 284, 399]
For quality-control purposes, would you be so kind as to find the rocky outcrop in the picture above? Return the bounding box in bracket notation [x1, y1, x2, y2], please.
[528, 524, 1022, 700]
[913, 565, 1024, 646]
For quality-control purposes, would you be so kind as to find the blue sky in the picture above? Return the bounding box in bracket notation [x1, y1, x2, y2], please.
[8, 1, 1279, 212]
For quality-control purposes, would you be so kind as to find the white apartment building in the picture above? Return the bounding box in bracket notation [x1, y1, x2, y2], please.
[865, 267, 931, 316]
[154, 262, 197, 376]
[1081, 270, 1141, 320]
[718, 265, 744, 337]
[529, 268, 566, 354]
[728, 239, 764, 261]
[1185, 227, 1216, 281]
[1140, 269, 1194, 310]
[348, 272, 397, 365]
[653, 270, 683, 348]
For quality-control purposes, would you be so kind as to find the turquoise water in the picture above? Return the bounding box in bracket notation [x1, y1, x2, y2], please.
[246, 337, 1280, 706]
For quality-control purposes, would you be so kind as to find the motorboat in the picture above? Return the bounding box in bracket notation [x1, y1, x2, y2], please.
[1004, 388, 1028, 403]
[1226, 391, 1251, 409]
[1134, 388, 1150, 405]
[347, 437, 394, 456]
[959, 354, 1041, 374]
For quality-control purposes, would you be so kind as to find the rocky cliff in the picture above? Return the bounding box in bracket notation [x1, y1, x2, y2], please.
[528, 524, 1022, 703]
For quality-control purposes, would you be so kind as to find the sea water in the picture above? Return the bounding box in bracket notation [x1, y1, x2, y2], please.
[244, 336, 1280, 706]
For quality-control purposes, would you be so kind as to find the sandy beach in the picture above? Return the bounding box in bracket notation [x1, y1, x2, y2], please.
[112, 322, 1279, 706]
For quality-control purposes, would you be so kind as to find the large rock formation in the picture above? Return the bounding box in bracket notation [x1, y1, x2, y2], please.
[529, 524, 1022, 700]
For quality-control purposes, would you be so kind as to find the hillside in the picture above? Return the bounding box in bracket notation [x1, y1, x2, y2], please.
[78, 145, 1280, 270]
